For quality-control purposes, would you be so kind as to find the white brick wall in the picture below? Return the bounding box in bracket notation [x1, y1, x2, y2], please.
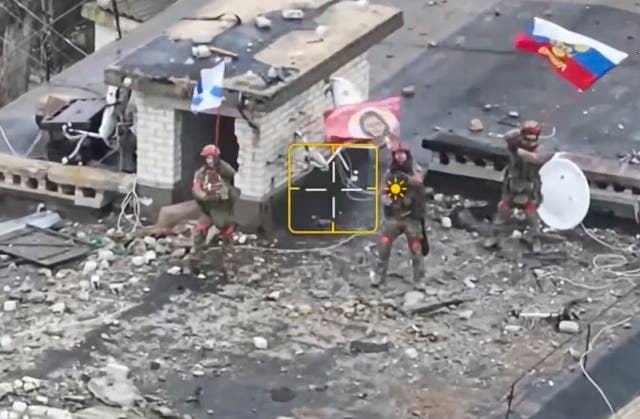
[235, 53, 370, 200]
[135, 93, 181, 188]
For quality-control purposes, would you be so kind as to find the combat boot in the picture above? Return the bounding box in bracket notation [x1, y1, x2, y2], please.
[523, 212, 542, 252]
[411, 251, 425, 282]
[372, 245, 391, 287]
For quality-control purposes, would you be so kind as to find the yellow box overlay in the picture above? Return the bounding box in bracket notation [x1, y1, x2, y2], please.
[287, 143, 379, 235]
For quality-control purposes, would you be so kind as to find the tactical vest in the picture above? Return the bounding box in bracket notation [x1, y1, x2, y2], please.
[201, 168, 230, 200]
[506, 152, 541, 195]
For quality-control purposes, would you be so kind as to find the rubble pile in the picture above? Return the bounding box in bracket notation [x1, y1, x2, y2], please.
[0, 196, 638, 418]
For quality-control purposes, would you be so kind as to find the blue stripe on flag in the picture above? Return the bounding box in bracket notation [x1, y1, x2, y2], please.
[210, 86, 223, 98]
[192, 96, 203, 107]
[196, 82, 203, 95]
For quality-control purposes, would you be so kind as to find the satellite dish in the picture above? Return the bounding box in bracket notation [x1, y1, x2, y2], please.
[326, 77, 365, 108]
[538, 153, 590, 230]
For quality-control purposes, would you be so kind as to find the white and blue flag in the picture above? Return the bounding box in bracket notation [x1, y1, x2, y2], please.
[191, 60, 225, 113]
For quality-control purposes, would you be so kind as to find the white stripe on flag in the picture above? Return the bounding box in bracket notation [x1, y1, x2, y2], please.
[191, 60, 226, 113]
[532, 17, 628, 64]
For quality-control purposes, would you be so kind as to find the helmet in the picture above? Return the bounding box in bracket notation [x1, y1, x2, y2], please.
[521, 120, 541, 137]
[200, 144, 220, 157]
[390, 142, 409, 153]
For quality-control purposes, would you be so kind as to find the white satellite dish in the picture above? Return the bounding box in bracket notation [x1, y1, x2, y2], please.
[538, 153, 591, 230]
[326, 77, 365, 108]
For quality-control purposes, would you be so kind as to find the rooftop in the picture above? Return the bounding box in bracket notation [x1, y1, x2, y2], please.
[82, 0, 178, 24]
[104, 0, 403, 111]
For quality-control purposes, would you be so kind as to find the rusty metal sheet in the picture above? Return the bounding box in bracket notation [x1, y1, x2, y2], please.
[0, 226, 93, 267]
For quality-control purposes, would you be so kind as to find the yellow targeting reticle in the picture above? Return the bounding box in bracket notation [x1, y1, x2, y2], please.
[385, 176, 408, 201]
[287, 143, 379, 235]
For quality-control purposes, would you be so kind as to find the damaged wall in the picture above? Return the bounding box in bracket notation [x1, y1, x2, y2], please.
[132, 52, 368, 208]
[235, 53, 370, 199]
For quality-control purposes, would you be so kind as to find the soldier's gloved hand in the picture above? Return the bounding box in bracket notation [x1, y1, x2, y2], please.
[381, 195, 392, 206]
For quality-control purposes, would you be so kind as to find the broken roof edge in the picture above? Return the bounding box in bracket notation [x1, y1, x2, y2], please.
[104, 9, 403, 112]
[81, 2, 142, 27]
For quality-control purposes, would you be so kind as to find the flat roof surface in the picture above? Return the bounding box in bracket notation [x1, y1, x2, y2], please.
[0, 0, 214, 155]
[373, 0, 640, 163]
[105, 0, 402, 103]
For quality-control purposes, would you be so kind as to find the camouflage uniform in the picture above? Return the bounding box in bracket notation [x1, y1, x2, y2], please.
[191, 150, 240, 264]
[374, 170, 428, 286]
[495, 122, 543, 240]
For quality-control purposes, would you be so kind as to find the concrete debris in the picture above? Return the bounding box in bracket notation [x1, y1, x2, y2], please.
[468, 118, 484, 132]
[0, 195, 634, 418]
[558, 320, 580, 334]
[401, 85, 415, 97]
[255, 15, 272, 29]
[253, 336, 269, 350]
[282, 9, 304, 20]
[508, 110, 520, 118]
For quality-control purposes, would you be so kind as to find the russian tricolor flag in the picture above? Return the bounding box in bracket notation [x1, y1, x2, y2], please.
[515, 17, 628, 90]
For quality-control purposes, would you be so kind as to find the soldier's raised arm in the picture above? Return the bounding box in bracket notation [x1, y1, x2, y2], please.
[218, 160, 237, 183]
[192, 169, 207, 201]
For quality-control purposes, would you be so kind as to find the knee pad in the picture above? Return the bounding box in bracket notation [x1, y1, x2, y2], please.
[195, 223, 210, 232]
[409, 239, 422, 252]
[222, 226, 235, 237]
[380, 235, 393, 246]
[498, 199, 511, 211]
[524, 202, 538, 215]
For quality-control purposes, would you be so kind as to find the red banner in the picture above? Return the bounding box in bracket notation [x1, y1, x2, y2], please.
[323, 96, 402, 146]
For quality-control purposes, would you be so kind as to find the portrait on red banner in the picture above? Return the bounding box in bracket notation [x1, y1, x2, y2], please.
[324, 97, 402, 147]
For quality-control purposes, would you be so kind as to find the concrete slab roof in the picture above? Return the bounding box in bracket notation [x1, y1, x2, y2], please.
[373, 0, 640, 165]
[82, 0, 178, 24]
[0, 0, 214, 155]
[103, 0, 403, 111]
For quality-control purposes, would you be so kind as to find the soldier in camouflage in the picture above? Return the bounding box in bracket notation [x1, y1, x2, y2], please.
[495, 120, 548, 249]
[190, 144, 241, 264]
[372, 143, 428, 286]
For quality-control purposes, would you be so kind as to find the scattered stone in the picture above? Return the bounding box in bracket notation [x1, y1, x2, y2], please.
[266, 291, 281, 301]
[167, 266, 182, 275]
[428, 41, 438, 47]
[0, 382, 12, 400]
[433, 193, 444, 202]
[350, 340, 390, 354]
[3, 300, 17, 312]
[468, 118, 484, 132]
[483, 104, 493, 111]
[508, 110, 519, 118]
[253, 336, 268, 350]
[511, 230, 523, 239]
[463, 277, 476, 289]
[82, 260, 98, 274]
[131, 256, 145, 267]
[144, 250, 157, 264]
[170, 248, 187, 259]
[153, 406, 179, 418]
[11, 401, 27, 414]
[297, 304, 313, 315]
[567, 348, 581, 360]
[504, 325, 523, 333]
[97, 249, 114, 262]
[401, 85, 415, 97]
[50, 302, 66, 314]
[441, 216, 452, 228]
[255, 15, 272, 29]
[458, 310, 474, 320]
[405, 347, 419, 359]
[559, 320, 580, 334]
[282, 9, 304, 19]
[191, 364, 205, 377]
[402, 291, 425, 310]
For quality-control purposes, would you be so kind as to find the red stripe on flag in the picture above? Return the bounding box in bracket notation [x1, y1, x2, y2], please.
[514, 33, 598, 90]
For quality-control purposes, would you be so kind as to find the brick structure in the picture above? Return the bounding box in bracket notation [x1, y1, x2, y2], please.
[104, 0, 402, 232]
